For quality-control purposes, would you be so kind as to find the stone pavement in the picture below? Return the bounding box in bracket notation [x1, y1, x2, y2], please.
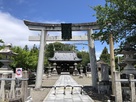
[43, 75, 94, 102]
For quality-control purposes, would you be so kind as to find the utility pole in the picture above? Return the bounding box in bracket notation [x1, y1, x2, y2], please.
[109, 33, 116, 95]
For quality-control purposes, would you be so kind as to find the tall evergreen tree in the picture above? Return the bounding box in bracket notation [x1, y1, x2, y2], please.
[99, 47, 110, 64]
[0, 39, 4, 43]
[23, 45, 29, 51]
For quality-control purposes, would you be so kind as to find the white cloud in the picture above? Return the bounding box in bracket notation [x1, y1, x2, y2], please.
[0, 12, 77, 48]
[0, 11, 37, 47]
[95, 51, 101, 60]
[0, 11, 107, 61]
[77, 44, 101, 60]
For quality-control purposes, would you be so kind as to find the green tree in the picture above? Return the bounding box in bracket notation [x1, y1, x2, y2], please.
[45, 42, 76, 58]
[11, 45, 38, 71]
[28, 44, 39, 71]
[0, 39, 4, 43]
[11, 46, 29, 70]
[23, 45, 29, 51]
[93, 0, 136, 44]
[77, 51, 90, 67]
[99, 47, 110, 64]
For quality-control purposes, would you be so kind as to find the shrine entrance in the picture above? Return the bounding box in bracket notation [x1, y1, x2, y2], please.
[48, 51, 82, 74]
[24, 20, 99, 89]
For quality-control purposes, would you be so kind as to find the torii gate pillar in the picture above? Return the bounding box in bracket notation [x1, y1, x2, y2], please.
[35, 30, 46, 88]
[87, 29, 98, 89]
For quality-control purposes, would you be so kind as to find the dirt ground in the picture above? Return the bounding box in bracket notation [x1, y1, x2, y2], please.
[30, 74, 59, 102]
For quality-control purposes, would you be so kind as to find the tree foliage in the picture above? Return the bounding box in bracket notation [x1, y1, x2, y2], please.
[99, 47, 110, 64]
[9, 42, 77, 70]
[10, 45, 39, 71]
[77, 51, 90, 67]
[0, 42, 90, 71]
[0, 39, 4, 43]
[45, 42, 76, 58]
[93, 0, 136, 44]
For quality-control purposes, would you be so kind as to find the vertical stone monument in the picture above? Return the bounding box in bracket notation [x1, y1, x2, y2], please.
[97, 60, 111, 94]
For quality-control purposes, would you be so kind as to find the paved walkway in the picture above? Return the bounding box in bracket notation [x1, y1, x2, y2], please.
[43, 75, 94, 102]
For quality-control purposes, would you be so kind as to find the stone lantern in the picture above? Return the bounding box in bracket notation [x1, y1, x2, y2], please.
[121, 43, 136, 74]
[53, 62, 57, 72]
[74, 63, 78, 75]
[0, 43, 17, 74]
[79, 65, 83, 74]
[79, 65, 83, 78]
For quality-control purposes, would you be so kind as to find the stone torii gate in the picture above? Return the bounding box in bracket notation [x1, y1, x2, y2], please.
[24, 20, 99, 89]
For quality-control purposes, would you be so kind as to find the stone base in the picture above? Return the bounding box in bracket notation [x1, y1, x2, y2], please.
[9, 98, 22, 102]
[79, 74, 83, 78]
[0, 68, 13, 74]
[86, 72, 91, 78]
[98, 81, 111, 94]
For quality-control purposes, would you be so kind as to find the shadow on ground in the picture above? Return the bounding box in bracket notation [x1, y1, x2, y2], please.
[83, 86, 110, 102]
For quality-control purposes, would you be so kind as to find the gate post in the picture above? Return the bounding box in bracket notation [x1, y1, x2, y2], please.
[0, 73, 6, 101]
[21, 71, 28, 102]
[129, 74, 135, 102]
[9, 73, 15, 99]
[114, 71, 122, 102]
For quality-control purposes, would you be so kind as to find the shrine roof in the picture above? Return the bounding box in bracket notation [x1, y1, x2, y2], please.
[48, 51, 82, 62]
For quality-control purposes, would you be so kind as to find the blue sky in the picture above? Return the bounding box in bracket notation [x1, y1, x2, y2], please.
[0, 0, 105, 22]
[0, 0, 120, 59]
